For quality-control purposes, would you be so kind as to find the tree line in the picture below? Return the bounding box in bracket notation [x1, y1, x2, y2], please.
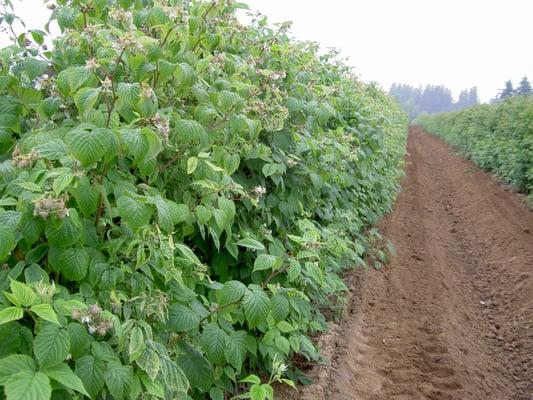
[495, 76, 532, 101]
[389, 84, 478, 120]
[390, 76, 532, 120]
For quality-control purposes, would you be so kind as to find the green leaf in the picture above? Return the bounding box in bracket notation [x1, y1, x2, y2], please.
[52, 169, 74, 195]
[44, 210, 82, 247]
[4, 370, 51, 400]
[9, 280, 36, 307]
[16, 182, 42, 193]
[0, 197, 17, 206]
[120, 128, 148, 163]
[0, 225, 16, 261]
[0, 354, 35, 385]
[196, 205, 212, 225]
[0, 307, 23, 325]
[176, 342, 214, 392]
[66, 125, 112, 166]
[218, 280, 246, 306]
[48, 246, 89, 282]
[240, 375, 260, 385]
[204, 160, 224, 172]
[35, 138, 67, 160]
[19, 213, 44, 247]
[209, 386, 224, 400]
[250, 383, 267, 400]
[218, 197, 235, 222]
[42, 363, 89, 396]
[117, 82, 140, 106]
[30, 304, 60, 325]
[200, 323, 227, 364]
[13, 58, 48, 81]
[128, 326, 145, 362]
[167, 303, 200, 332]
[38, 97, 61, 119]
[224, 330, 247, 370]
[71, 176, 99, 217]
[159, 357, 189, 395]
[236, 238, 265, 251]
[104, 361, 133, 400]
[136, 347, 160, 381]
[154, 195, 173, 233]
[175, 63, 196, 88]
[262, 163, 278, 177]
[174, 119, 206, 144]
[117, 195, 152, 233]
[66, 323, 91, 359]
[253, 254, 282, 272]
[212, 209, 226, 230]
[24, 263, 48, 283]
[175, 243, 202, 267]
[168, 202, 190, 224]
[34, 324, 69, 368]
[271, 294, 290, 322]
[187, 156, 198, 174]
[142, 127, 162, 158]
[0, 211, 20, 231]
[56, 66, 91, 95]
[275, 336, 290, 354]
[243, 287, 270, 329]
[74, 87, 100, 114]
[218, 90, 241, 113]
[75, 355, 105, 399]
[30, 30, 45, 45]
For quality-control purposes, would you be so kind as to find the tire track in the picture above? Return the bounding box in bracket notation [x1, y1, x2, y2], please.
[291, 126, 533, 400]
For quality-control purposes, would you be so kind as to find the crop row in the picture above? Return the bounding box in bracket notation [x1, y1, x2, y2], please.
[0, 1, 407, 399]
[417, 96, 533, 200]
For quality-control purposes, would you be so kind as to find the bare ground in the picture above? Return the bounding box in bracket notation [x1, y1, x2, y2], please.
[285, 127, 533, 400]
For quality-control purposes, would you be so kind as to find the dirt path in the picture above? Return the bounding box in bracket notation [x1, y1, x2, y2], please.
[294, 127, 533, 400]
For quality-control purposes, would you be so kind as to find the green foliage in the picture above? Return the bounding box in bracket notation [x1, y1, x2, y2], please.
[0, 0, 406, 399]
[417, 96, 533, 198]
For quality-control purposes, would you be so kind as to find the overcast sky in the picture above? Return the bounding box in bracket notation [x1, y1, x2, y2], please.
[3, 0, 532, 102]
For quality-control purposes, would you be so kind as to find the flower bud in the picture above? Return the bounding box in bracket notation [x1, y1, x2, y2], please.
[38, 210, 49, 219]
[71, 309, 81, 320]
[88, 304, 102, 316]
[17, 159, 30, 168]
[57, 208, 68, 219]
[42, 198, 56, 210]
[85, 58, 100, 72]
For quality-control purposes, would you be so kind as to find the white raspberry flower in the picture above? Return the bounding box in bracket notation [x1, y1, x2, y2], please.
[85, 58, 99, 72]
[251, 185, 267, 197]
[287, 159, 297, 167]
[101, 77, 112, 89]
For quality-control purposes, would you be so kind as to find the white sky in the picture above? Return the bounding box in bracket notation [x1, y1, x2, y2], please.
[3, 0, 533, 102]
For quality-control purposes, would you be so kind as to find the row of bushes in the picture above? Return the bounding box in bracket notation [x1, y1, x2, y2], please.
[416, 96, 533, 197]
[0, 0, 407, 399]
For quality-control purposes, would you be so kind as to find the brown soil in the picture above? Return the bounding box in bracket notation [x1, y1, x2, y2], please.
[286, 127, 533, 400]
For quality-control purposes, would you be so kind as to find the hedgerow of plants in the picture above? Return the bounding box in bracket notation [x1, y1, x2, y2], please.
[0, 0, 407, 399]
[416, 96, 533, 198]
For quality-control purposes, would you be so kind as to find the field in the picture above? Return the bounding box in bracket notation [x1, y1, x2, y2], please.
[0, 1, 406, 399]
[0, 1, 532, 400]
[287, 127, 533, 400]
[416, 96, 533, 200]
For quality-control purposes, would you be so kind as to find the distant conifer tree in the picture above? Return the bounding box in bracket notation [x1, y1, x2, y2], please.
[516, 76, 532, 95]
[499, 80, 515, 99]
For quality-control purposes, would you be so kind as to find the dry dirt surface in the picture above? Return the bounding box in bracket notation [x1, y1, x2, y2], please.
[289, 127, 533, 400]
